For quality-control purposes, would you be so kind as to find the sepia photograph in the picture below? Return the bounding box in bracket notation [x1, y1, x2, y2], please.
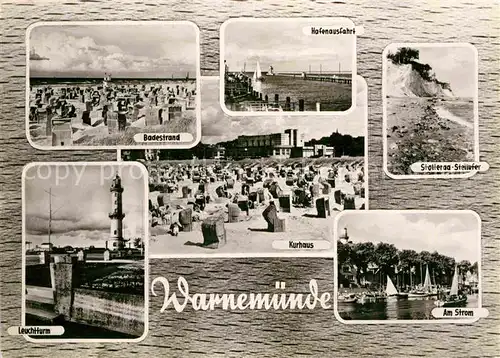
[22, 162, 148, 341]
[335, 210, 481, 323]
[221, 18, 356, 114]
[26, 21, 200, 149]
[383, 43, 478, 177]
[121, 75, 367, 257]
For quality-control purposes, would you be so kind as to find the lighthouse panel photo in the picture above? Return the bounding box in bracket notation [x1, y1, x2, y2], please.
[221, 18, 356, 114]
[334, 210, 481, 323]
[22, 162, 148, 341]
[26, 21, 200, 149]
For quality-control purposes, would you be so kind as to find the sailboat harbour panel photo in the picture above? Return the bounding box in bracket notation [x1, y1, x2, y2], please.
[334, 210, 481, 322]
[221, 18, 356, 115]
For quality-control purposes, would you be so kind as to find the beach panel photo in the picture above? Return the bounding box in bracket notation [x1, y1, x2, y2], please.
[22, 162, 149, 341]
[221, 18, 356, 115]
[383, 43, 478, 178]
[334, 210, 481, 323]
[120, 75, 367, 257]
[26, 21, 201, 150]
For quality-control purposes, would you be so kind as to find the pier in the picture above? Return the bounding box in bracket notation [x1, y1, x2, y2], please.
[224, 71, 352, 112]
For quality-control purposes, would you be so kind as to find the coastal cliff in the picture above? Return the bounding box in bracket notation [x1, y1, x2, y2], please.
[386, 62, 454, 98]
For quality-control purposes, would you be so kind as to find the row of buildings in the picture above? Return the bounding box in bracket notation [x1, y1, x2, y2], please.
[143, 128, 335, 161]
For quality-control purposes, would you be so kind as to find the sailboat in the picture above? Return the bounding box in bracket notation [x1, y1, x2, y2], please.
[408, 265, 432, 298]
[434, 266, 467, 307]
[423, 265, 437, 296]
[386, 275, 408, 298]
[252, 61, 264, 83]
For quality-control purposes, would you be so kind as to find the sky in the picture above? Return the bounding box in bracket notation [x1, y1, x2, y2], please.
[224, 18, 355, 74]
[29, 23, 198, 78]
[201, 75, 366, 144]
[387, 45, 477, 98]
[336, 211, 480, 263]
[24, 164, 146, 249]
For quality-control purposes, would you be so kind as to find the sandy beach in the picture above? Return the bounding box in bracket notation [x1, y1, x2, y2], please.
[28, 80, 197, 147]
[147, 158, 365, 255]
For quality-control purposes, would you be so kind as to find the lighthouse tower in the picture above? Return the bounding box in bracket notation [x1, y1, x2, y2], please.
[108, 173, 126, 251]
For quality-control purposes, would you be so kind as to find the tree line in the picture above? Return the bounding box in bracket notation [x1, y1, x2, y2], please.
[123, 130, 364, 161]
[338, 239, 478, 288]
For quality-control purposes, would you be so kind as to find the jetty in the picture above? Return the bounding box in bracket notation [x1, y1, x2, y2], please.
[224, 71, 352, 112]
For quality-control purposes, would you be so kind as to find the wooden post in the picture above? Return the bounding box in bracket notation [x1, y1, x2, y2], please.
[285, 97, 291, 111]
[201, 217, 226, 248]
[264, 94, 268, 103]
[274, 94, 279, 104]
[316, 102, 321, 111]
[50, 258, 76, 320]
[299, 99, 305, 111]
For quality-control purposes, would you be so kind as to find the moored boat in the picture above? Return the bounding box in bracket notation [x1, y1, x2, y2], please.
[434, 266, 468, 307]
[338, 293, 357, 303]
[386, 275, 408, 298]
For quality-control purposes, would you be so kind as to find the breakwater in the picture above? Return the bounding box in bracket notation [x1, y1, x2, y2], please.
[224, 72, 352, 112]
[25, 254, 145, 338]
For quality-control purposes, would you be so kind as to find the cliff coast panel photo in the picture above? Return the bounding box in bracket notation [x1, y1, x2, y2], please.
[26, 22, 200, 149]
[383, 43, 478, 177]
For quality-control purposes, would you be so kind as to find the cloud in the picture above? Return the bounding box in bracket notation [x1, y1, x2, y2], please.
[25, 213, 109, 235]
[337, 212, 480, 263]
[29, 26, 197, 77]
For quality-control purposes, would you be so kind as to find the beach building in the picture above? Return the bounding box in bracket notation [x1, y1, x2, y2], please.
[38, 242, 53, 252]
[213, 146, 226, 160]
[225, 128, 334, 160]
